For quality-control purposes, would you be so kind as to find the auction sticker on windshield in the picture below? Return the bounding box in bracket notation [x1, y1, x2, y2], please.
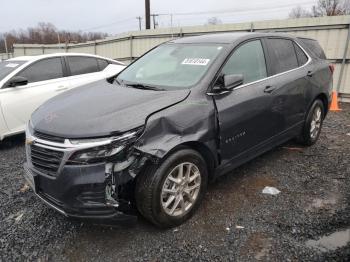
[182, 58, 210, 66]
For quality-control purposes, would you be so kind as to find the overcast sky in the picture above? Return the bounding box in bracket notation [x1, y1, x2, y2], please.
[1, 0, 316, 35]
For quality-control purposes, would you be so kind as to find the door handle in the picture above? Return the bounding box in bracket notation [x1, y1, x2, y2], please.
[264, 85, 276, 94]
[307, 71, 313, 77]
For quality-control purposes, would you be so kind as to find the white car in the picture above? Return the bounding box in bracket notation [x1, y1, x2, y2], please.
[0, 53, 125, 140]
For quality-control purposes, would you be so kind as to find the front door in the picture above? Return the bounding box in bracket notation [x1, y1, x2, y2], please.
[0, 57, 69, 133]
[213, 39, 278, 164]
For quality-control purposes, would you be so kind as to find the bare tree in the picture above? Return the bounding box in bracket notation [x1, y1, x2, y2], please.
[0, 22, 108, 53]
[289, 6, 312, 18]
[289, 0, 350, 18]
[311, 0, 345, 16]
[207, 17, 223, 25]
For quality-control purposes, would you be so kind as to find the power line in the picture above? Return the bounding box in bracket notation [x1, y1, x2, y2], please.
[80, 17, 136, 32]
[76, 1, 315, 33]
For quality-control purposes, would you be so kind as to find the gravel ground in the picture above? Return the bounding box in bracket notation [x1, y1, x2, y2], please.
[0, 104, 349, 262]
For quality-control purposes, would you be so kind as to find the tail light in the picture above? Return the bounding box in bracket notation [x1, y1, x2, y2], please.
[329, 64, 335, 74]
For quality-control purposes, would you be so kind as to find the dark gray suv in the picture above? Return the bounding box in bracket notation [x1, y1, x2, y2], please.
[24, 33, 333, 227]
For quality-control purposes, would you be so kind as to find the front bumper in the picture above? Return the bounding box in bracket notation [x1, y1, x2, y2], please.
[23, 162, 136, 221]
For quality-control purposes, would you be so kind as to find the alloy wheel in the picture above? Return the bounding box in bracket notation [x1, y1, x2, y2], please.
[161, 162, 201, 217]
[310, 106, 322, 139]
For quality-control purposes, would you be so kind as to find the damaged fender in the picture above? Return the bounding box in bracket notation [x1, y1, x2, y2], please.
[135, 95, 219, 166]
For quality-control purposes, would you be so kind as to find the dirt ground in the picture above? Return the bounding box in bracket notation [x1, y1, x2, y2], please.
[0, 104, 349, 261]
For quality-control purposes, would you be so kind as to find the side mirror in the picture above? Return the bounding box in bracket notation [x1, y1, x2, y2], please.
[207, 74, 244, 96]
[6, 76, 28, 88]
[224, 74, 244, 89]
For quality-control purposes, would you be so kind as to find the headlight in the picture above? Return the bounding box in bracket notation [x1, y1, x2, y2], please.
[68, 129, 141, 164]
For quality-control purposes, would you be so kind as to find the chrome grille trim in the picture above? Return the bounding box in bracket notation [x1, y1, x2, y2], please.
[25, 127, 118, 176]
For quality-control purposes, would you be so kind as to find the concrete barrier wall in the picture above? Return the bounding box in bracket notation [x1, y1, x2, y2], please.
[12, 15, 350, 99]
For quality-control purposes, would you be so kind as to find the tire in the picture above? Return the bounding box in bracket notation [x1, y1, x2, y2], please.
[135, 148, 208, 228]
[297, 99, 324, 146]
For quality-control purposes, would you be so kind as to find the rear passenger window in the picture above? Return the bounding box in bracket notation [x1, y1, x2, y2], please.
[266, 38, 299, 74]
[299, 38, 326, 59]
[222, 40, 267, 84]
[294, 43, 308, 66]
[17, 57, 63, 83]
[67, 57, 99, 75]
[97, 59, 109, 70]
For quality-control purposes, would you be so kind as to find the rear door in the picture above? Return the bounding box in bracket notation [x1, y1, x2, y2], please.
[214, 39, 277, 163]
[263, 38, 310, 131]
[65, 56, 107, 88]
[1, 57, 67, 133]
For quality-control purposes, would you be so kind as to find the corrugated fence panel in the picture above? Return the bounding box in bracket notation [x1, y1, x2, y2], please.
[97, 39, 131, 60]
[43, 47, 66, 54]
[22, 48, 45, 56]
[132, 36, 173, 57]
[333, 63, 350, 93]
[68, 45, 95, 54]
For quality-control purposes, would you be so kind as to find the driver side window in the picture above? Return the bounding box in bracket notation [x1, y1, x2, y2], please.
[16, 57, 64, 84]
[222, 40, 267, 85]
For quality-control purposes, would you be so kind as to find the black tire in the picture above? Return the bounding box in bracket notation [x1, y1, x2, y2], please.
[135, 148, 208, 228]
[297, 99, 324, 146]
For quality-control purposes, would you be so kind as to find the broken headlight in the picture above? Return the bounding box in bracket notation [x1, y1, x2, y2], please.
[67, 129, 141, 164]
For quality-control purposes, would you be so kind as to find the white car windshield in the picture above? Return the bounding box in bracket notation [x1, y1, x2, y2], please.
[117, 44, 225, 90]
[0, 61, 26, 82]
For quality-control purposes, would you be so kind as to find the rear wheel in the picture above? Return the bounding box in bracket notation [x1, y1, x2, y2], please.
[297, 99, 324, 146]
[135, 148, 208, 228]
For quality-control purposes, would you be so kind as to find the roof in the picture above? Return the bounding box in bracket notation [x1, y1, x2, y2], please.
[170, 32, 299, 44]
[7, 53, 123, 64]
[7, 56, 36, 62]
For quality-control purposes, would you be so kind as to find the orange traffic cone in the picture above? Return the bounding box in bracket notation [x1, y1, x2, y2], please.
[330, 91, 342, 111]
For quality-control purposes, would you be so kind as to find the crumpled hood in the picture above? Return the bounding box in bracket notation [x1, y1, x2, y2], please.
[31, 80, 190, 138]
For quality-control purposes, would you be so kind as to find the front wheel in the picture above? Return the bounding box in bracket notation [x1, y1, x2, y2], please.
[135, 148, 208, 228]
[297, 99, 324, 146]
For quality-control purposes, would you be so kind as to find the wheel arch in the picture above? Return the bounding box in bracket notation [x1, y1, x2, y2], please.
[314, 92, 329, 117]
[160, 141, 218, 180]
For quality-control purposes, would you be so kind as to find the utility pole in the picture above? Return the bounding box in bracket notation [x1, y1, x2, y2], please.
[3, 34, 9, 59]
[136, 16, 142, 31]
[151, 14, 159, 29]
[57, 32, 63, 49]
[145, 0, 151, 29]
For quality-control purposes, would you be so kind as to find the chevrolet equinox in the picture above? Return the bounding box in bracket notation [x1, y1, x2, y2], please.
[24, 33, 333, 228]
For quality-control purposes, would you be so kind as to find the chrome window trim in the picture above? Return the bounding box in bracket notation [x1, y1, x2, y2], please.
[207, 39, 312, 95]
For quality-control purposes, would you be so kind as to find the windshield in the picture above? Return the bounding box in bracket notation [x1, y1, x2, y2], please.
[117, 44, 225, 90]
[0, 60, 26, 82]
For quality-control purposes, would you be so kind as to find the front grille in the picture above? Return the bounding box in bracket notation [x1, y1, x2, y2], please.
[34, 130, 65, 143]
[30, 145, 64, 175]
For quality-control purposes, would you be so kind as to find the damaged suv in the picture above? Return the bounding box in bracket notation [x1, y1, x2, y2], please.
[24, 33, 333, 227]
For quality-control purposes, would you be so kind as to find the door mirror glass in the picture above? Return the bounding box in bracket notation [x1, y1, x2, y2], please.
[208, 74, 244, 95]
[224, 74, 244, 89]
[6, 76, 28, 87]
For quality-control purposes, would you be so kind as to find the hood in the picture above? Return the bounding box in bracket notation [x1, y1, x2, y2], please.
[31, 80, 190, 138]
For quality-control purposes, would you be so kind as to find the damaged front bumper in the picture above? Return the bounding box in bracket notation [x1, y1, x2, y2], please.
[23, 128, 153, 221]
[23, 161, 140, 221]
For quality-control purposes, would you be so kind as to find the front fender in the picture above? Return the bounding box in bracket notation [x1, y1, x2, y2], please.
[135, 98, 218, 160]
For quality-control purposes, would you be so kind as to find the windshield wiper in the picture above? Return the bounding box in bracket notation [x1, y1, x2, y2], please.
[126, 83, 165, 91]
